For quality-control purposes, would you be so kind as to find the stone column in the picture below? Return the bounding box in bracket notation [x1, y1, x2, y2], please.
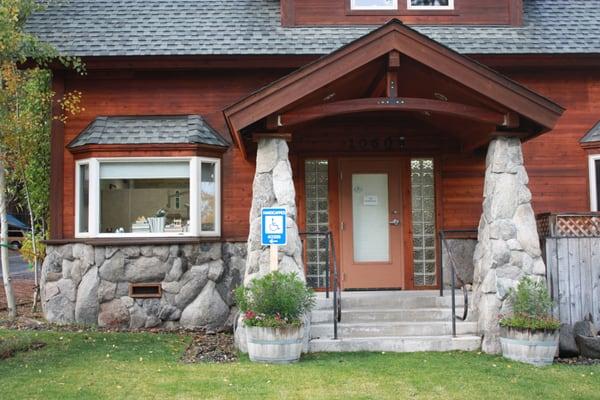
[244, 137, 304, 283]
[235, 137, 305, 352]
[471, 137, 546, 354]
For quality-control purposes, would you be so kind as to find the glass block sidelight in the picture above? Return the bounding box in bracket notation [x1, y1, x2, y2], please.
[411, 159, 436, 286]
[304, 160, 329, 288]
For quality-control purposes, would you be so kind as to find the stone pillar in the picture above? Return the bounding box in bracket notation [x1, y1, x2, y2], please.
[471, 137, 546, 354]
[244, 137, 304, 283]
[235, 137, 305, 352]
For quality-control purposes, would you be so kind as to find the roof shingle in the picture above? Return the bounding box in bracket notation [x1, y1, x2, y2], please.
[25, 0, 600, 57]
[581, 121, 600, 144]
[68, 115, 229, 148]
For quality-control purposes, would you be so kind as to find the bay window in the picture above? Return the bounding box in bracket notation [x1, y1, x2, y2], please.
[75, 157, 220, 237]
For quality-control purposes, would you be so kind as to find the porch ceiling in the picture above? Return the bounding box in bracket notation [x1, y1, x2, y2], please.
[223, 20, 565, 159]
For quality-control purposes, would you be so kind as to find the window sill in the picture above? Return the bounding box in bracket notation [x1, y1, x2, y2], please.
[43, 236, 227, 246]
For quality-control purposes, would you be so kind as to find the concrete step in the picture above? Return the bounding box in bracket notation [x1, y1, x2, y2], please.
[314, 294, 466, 311]
[311, 308, 454, 324]
[310, 321, 478, 339]
[308, 335, 482, 353]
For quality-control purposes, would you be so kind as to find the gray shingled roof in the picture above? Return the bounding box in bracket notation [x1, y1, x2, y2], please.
[68, 115, 229, 148]
[26, 0, 600, 57]
[581, 121, 600, 144]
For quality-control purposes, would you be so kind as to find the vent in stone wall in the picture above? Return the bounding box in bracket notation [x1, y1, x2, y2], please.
[129, 283, 162, 298]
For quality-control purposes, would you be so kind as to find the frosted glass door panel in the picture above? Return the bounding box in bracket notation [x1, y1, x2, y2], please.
[352, 173, 390, 262]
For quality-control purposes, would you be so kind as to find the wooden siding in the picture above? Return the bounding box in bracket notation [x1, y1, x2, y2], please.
[56, 62, 600, 240]
[544, 238, 600, 325]
[441, 67, 600, 230]
[281, 0, 522, 26]
[58, 68, 294, 239]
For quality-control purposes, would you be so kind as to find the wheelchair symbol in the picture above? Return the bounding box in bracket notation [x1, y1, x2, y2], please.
[265, 216, 284, 234]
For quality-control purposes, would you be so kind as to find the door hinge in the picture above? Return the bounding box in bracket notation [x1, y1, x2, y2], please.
[341, 221, 345, 231]
[343, 272, 347, 281]
[339, 171, 343, 181]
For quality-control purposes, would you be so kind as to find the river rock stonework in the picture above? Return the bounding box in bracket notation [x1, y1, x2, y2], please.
[236, 137, 306, 353]
[442, 239, 476, 287]
[41, 242, 246, 330]
[244, 138, 304, 284]
[471, 137, 546, 354]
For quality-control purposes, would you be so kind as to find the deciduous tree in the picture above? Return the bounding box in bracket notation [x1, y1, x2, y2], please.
[0, 0, 83, 317]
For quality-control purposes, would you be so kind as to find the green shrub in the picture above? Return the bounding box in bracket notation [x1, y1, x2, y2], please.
[235, 271, 315, 328]
[499, 276, 560, 331]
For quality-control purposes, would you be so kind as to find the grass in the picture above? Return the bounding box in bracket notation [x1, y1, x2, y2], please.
[0, 329, 599, 399]
[0, 334, 43, 359]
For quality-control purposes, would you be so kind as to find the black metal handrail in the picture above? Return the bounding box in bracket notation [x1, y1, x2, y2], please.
[438, 230, 471, 337]
[329, 231, 341, 340]
[299, 231, 341, 340]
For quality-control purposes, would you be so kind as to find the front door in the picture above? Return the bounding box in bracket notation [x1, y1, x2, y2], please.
[339, 159, 404, 289]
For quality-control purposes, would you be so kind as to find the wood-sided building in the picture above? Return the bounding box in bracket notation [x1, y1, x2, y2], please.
[27, 0, 600, 351]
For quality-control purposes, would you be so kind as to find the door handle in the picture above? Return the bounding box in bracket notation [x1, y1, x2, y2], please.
[389, 218, 400, 226]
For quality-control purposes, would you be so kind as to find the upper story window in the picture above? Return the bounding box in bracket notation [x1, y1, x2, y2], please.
[75, 156, 221, 238]
[350, 0, 454, 11]
[408, 0, 454, 10]
[351, 0, 397, 10]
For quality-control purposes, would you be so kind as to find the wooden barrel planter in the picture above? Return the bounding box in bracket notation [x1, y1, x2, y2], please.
[500, 327, 559, 367]
[246, 325, 304, 364]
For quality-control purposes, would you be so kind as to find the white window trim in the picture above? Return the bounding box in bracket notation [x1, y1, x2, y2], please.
[75, 156, 221, 238]
[350, 0, 398, 10]
[75, 159, 91, 237]
[407, 0, 454, 10]
[589, 154, 600, 211]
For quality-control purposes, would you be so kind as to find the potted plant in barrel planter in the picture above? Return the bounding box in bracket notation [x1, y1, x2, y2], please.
[235, 271, 315, 363]
[499, 276, 560, 366]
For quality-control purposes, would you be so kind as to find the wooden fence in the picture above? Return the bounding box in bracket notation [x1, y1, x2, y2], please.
[539, 213, 600, 325]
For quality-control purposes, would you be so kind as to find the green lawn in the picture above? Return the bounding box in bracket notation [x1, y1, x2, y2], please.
[0, 329, 598, 400]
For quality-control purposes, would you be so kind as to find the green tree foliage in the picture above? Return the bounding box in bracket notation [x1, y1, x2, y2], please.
[1, 0, 83, 236]
[0, 0, 84, 315]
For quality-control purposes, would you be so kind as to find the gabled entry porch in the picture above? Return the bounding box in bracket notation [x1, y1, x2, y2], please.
[224, 20, 564, 353]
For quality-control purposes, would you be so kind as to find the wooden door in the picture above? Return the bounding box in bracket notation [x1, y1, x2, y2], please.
[339, 159, 405, 289]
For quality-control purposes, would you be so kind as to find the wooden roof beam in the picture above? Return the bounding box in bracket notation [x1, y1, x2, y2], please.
[386, 50, 401, 98]
[462, 130, 530, 153]
[273, 97, 515, 129]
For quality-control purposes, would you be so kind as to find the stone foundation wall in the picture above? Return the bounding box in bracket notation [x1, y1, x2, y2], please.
[441, 239, 476, 288]
[41, 242, 246, 330]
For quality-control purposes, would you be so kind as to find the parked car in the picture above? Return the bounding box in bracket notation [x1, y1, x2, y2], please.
[8, 228, 25, 249]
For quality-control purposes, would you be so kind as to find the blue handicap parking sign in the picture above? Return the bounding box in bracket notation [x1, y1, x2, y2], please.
[261, 208, 287, 246]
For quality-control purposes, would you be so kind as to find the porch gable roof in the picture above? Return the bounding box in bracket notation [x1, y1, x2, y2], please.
[223, 20, 565, 159]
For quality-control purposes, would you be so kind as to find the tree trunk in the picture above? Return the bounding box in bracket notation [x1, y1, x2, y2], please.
[24, 186, 40, 312]
[0, 159, 17, 318]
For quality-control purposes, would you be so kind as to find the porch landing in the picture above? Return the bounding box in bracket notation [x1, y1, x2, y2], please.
[309, 291, 481, 353]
